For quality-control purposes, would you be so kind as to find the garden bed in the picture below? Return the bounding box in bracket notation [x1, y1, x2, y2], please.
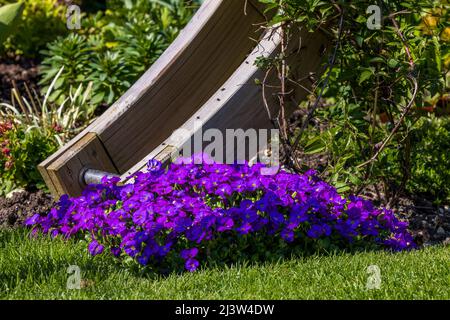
[395, 195, 450, 246]
[0, 0, 449, 301]
[3, 188, 448, 247]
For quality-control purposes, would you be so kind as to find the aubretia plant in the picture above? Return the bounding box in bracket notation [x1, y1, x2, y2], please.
[26, 154, 415, 272]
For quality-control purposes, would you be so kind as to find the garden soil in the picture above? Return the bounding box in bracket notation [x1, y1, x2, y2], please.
[0, 190, 53, 229]
[0, 56, 40, 103]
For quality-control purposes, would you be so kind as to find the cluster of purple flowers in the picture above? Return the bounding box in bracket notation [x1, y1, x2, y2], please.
[25, 154, 416, 272]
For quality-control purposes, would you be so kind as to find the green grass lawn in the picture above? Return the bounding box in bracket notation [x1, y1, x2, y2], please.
[1, 229, 449, 300]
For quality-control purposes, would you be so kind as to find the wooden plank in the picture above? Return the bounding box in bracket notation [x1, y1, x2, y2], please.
[98, 0, 267, 172]
[38, 163, 58, 197]
[39, 0, 232, 172]
[46, 133, 118, 197]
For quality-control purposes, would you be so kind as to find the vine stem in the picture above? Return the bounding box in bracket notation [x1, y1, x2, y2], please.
[356, 74, 418, 169]
[279, 21, 288, 141]
[290, 10, 345, 157]
[357, 13, 418, 169]
[389, 16, 415, 69]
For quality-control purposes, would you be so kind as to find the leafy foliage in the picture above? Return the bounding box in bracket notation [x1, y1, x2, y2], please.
[0, 0, 67, 57]
[258, 0, 450, 204]
[39, 0, 199, 105]
[408, 116, 450, 204]
[0, 67, 97, 195]
[0, 2, 23, 44]
[0, 121, 57, 194]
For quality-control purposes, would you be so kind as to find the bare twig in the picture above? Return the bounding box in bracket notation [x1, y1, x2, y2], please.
[388, 10, 411, 18]
[389, 15, 415, 69]
[278, 19, 289, 141]
[357, 11, 418, 169]
[11, 81, 30, 123]
[261, 67, 274, 121]
[287, 77, 315, 95]
[24, 82, 39, 116]
[356, 74, 419, 169]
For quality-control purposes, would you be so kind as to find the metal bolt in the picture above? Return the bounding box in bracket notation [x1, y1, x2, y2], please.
[82, 168, 120, 185]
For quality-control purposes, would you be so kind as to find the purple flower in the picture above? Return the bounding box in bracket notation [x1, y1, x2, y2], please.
[139, 191, 154, 203]
[132, 208, 148, 225]
[147, 159, 162, 172]
[185, 259, 200, 272]
[88, 240, 104, 256]
[237, 222, 252, 235]
[217, 184, 233, 198]
[269, 209, 285, 225]
[24, 213, 41, 226]
[281, 229, 295, 242]
[180, 248, 199, 260]
[137, 254, 150, 265]
[217, 217, 234, 232]
[186, 225, 206, 243]
[25, 152, 416, 273]
[307, 224, 328, 239]
[123, 244, 140, 257]
[111, 247, 121, 257]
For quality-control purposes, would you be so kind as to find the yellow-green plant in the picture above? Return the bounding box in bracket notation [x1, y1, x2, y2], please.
[0, 0, 67, 56]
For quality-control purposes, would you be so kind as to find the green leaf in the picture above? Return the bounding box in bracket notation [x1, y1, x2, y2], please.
[369, 57, 385, 64]
[91, 92, 105, 105]
[356, 35, 364, 48]
[387, 58, 399, 68]
[334, 181, 350, 193]
[304, 136, 326, 155]
[358, 68, 374, 85]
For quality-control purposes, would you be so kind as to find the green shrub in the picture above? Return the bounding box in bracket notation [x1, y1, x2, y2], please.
[39, 0, 199, 105]
[0, 121, 57, 194]
[260, 0, 450, 204]
[318, 1, 450, 202]
[408, 117, 450, 204]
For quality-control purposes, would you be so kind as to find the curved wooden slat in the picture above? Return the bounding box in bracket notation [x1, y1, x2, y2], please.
[123, 26, 330, 179]
[39, 0, 268, 196]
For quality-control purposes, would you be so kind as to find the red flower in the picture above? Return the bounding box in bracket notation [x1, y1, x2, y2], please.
[0, 121, 13, 134]
[52, 123, 63, 133]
